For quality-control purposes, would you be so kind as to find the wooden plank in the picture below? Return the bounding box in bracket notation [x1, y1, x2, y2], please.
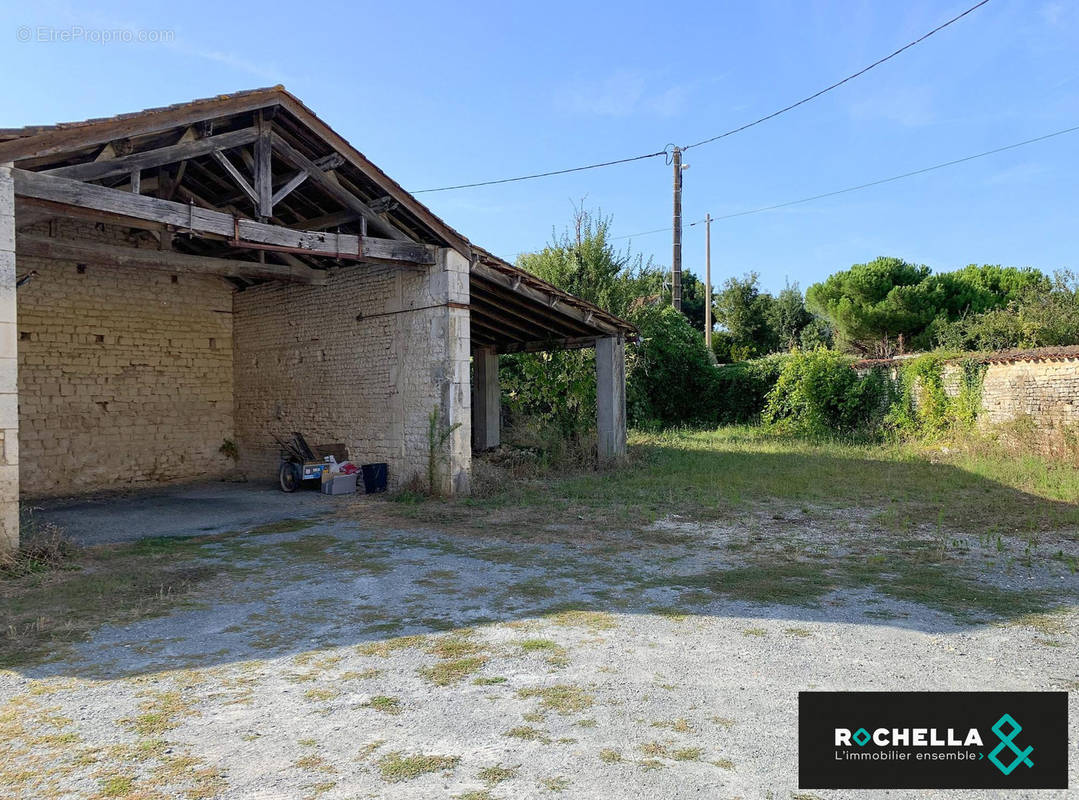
[255, 112, 273, 217]
[17, 234, 326, 285]
[471, 260, 620, 335]
[275, 94, 473, 257]
[298, 209, 360, 230]
[499, 336, 599, 354]
[270, 170, 308, 206]
[211, 150, 258, 207]
[12, 168, 435, 265]
[0, 91, 281, 163]
[268, 132, 408, 242]
[41, 127, 258, 182]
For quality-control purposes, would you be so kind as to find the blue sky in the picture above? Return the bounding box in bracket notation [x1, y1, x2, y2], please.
[2, 0, 1077, 294]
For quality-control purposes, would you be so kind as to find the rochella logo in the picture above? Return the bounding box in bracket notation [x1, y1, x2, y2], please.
[836, 727, 983, 747]
[987, 714, 1034, 776]
[833, 713, 1034, 776]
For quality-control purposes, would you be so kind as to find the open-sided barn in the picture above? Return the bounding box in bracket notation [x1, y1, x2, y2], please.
[0, 87, 634, 551]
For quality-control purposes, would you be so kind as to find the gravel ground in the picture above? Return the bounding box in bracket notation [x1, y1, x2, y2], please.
[2, 508, 1077, 799]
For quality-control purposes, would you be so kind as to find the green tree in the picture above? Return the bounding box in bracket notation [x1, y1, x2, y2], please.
[713, 272, 778, 359]
[807, 258, 1051, 354]
[768, 282, 814, 351]
[517, 207, 660, 318]
[675, 271, 711, 333]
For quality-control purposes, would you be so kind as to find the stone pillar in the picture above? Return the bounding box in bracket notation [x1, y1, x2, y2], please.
[0, 164, 18, 553]
[436, 247, 471, 497]
[471, 346, 500, 451]
[596, 335, 626, 461]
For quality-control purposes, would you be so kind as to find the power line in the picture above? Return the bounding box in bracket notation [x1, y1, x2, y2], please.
[605, 123, 1079, 240]
[680, 0, 992, 151]
[412, 150, 667, 194]
[412, 0, 990, 194]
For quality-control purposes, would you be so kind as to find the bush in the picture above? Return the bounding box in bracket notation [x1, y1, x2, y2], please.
[626, 305, 718, 428]
[762, 351, 887, 436]
[710, 354, 790, 425]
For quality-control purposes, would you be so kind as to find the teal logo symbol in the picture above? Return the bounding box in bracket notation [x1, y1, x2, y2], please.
[987, 714, 1034, 775]
[852, 728, 871, 747]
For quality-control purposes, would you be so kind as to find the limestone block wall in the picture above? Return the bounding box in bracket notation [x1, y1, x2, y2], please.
[16, 222, 236, 497]
[974, 359, 1079, 428]
[232, 248, 471, 495]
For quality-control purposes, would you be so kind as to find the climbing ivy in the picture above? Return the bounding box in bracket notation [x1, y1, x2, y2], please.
[884, 353, 987, 437]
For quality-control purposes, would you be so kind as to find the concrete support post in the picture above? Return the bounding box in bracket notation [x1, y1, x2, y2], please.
[471, 346, 500, 451]
[436, 247, 471, 497]
[0, 164, 19, 554]
[596, 335, 626, 461]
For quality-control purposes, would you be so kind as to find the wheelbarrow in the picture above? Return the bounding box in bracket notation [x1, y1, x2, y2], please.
[274, 432, 348, 492]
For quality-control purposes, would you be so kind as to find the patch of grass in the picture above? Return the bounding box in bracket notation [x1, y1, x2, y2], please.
[599, 748, 622, 763]
[540, 776, 571, 792]
[542, 609, 617, 631]
[303, 687, 339, 703]
[250, 519, 318, 535]
[517, 685, 593, 715]
[363, 695, 402, 715]
[505, 725, 550, 742]
[784, 627, 813, 638]
[651, 718, 692, 733]
[356, 634, 428, 657]
[455, 792, 494, 800]
[294, 754, 335, 773]
[649, 606, 690, 621]
[0, 537, 220, 668]
[97, 774, 136, 797]
[672, 747, 703, 761]
[505, 577, 558, 601]
[657, 562, 835, 607]
[711, 757, 735, 770]
[639, 741, 668, 757]
[472, 676, 507, 686]
[742, 626, 768, 637]
[427, 633, 482, 659]
[122, 690, 197, 736]
[477, 764, 518, 785]
[376, 751, 460, 783]
[419, 656, 487, 686]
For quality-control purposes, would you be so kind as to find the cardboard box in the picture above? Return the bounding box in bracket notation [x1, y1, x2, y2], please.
[321, 472, 357, 495]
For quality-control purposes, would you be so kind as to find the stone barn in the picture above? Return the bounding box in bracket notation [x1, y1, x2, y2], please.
[0, 87, 634, 552]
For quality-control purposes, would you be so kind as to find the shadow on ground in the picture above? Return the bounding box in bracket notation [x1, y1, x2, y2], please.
[2, 440, 1077, 680]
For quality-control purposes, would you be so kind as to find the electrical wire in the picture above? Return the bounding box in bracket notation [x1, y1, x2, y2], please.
[411, 0, 991, 194]
[606, 123, 1079, 240]
[411, 150, 667, 194]
[680, 0, 992, 151]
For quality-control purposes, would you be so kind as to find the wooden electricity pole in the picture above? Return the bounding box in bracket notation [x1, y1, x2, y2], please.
[671, 146, 683, 311]
[704, 212, 712, 350]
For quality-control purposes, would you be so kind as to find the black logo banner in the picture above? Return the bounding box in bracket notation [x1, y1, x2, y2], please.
[799, 691, 1068, 789]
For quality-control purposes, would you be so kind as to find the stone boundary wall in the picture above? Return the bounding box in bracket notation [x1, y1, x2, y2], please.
[859, 349, 1079, 450]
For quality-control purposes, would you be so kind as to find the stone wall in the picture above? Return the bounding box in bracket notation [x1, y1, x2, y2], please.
[232, 248, 471, 495]
[16, 222, 235, 498]
[974, 359, 1079, 429]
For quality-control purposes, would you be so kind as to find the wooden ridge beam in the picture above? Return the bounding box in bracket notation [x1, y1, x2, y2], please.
[17, 234, 326, 285]
[12, 168, 435, 266]
[41, 127, 259, 182]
